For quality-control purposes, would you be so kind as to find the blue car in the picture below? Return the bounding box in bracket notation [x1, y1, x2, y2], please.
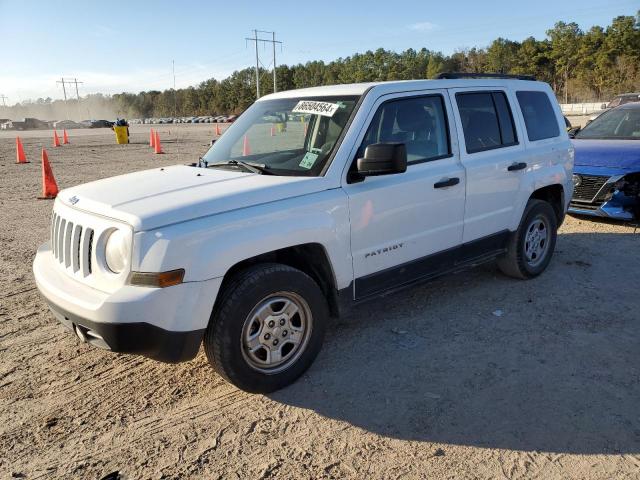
[569, 103, 640, 221]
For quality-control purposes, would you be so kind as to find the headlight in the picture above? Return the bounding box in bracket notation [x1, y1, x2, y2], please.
[104, 229, 130, 274]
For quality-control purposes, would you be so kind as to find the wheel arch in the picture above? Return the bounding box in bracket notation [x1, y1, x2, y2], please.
[215, 243, 341, 318]
[529, 183, 565, 226]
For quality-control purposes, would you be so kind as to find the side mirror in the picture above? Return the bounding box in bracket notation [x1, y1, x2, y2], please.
[356, 143, 407, 177]
[568, 126, 581, 138]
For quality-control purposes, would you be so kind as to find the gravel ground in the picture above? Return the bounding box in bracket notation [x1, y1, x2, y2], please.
[1, 124, 639, 479]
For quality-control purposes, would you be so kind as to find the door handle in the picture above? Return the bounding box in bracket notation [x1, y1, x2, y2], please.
[434, 177, 460, 189]
[507, 162, 527, 171]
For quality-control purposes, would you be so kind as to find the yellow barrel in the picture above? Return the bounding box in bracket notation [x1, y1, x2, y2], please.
[114, 125, 129, 144]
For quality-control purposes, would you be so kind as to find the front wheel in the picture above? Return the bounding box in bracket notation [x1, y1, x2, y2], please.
[497, 199, 558, 279]
[204, 263, 328, 393]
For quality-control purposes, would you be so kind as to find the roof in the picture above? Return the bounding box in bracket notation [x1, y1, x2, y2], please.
[259, 78, 547, 101]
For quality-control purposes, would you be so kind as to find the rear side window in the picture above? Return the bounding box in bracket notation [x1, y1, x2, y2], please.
[516, 91, 560, 141]
[456, 92, 517, 153]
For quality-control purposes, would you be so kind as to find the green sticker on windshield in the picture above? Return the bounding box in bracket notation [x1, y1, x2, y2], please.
[299, 152, 318, 169]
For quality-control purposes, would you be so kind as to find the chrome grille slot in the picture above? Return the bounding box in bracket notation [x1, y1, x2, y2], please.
[50, 213, 57, 258]
[72, 225, 82, 272]
[64, 221, 73, 268]
[84, 229, 94, 276]
[53, 215, 61, 260]
[57, 219, 66, 263]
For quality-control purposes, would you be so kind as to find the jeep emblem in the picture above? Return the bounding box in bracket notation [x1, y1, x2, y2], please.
[69, 195, 80, 205]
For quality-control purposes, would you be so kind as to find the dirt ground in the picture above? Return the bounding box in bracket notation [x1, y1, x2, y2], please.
[1, 124, 639, 480]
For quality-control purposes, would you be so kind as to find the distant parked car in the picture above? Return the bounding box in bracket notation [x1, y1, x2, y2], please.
[588, 92, 640, 123]
[227, 114, 238, 123]
[569, 103, 640, 221]
[89, 120, 114, 129]
[53, 120, 85, 129]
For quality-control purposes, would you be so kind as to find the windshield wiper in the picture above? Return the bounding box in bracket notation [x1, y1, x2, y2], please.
[207, 160, 273, 175]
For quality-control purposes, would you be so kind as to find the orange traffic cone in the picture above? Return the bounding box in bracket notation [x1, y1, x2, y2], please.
[154, 130, 163, 154]
[215, 123, 221, 136]
[53, 130, 61, 147]
[16, 137, 28, 164]
[242, 135, 251, 156]
[38, 149, 59, 199]
[150, 128, 155, 148]
[63, 129, 69, 144]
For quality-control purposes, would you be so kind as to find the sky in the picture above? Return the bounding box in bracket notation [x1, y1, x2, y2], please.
[0, 0, 638, 103]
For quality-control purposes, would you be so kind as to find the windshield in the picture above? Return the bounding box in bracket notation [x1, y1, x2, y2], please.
[576, 108, 640, 140]
[202, 95, 359, 175]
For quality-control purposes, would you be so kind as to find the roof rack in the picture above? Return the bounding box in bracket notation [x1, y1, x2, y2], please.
[436, 72, 536, 81]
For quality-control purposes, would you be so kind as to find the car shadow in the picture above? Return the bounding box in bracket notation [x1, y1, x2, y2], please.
[270, 231, 640, 454]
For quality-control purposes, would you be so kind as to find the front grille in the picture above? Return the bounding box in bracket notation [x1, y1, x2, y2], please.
[572, 175, 609, 203]
[51, 212, 94, 277]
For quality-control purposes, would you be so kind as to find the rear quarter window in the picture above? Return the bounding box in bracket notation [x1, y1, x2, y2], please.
[516, 91, 560, 141]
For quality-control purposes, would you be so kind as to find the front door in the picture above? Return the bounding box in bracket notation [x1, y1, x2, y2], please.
[342, 90, 466, 299]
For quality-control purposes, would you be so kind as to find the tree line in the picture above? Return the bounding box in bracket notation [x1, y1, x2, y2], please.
[2, 13, 639, 121]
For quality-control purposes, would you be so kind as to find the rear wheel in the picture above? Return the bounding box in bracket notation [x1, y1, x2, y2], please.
[497, 199, 558, 279]
[204, 263, 328, 393]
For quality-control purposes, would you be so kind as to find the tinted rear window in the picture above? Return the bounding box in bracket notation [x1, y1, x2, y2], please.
[456, 91, 517, 153]
[516, 91, 560, 141]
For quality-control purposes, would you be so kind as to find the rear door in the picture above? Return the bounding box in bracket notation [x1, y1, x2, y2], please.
[342, 90, 466, 299]
[447, 88, 528, 243]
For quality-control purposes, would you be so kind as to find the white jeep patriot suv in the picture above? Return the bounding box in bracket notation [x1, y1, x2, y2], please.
[34, 73, 574, 393]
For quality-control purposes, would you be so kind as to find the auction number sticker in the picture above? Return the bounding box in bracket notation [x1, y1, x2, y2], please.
[292, 100, 340, 117]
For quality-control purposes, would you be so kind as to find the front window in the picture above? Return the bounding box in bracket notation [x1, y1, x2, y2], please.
[202, 96, 359, 176]
[359, 95, 451, 164]
[576, 108, 640, 140]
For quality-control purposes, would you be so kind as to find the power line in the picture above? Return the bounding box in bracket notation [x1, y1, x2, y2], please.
[245, 30, 282, 99]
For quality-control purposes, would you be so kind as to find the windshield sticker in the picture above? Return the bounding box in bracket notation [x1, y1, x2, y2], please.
[292, 100, 340, 117]
[299, 152, 319, 169]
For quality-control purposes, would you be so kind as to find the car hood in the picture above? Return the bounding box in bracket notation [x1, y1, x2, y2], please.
[58, 165, 333, 231]
[572, 139, 640, 171]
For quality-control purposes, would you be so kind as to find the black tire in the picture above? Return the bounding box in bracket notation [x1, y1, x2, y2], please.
[497, 199, 558, 279]
[204, 263, 328, 393]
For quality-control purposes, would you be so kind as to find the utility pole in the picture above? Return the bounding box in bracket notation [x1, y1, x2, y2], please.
[57, 78, 68, 101]
[245, 30, 282, 99]
[0, 95, 7, 107]
[172, 59, 177, 117]
[272, 31, 277, 93]
[72, 78, 83, 100]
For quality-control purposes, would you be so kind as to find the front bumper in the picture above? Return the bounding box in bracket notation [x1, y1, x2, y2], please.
[33, 242, 222, 363]
[568, 196, 636, 221]
[569, 169, 638, 221]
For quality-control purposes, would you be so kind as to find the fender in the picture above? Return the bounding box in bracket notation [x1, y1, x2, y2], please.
[133, 188, 353, 289]
[508, 145, 573, 231]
